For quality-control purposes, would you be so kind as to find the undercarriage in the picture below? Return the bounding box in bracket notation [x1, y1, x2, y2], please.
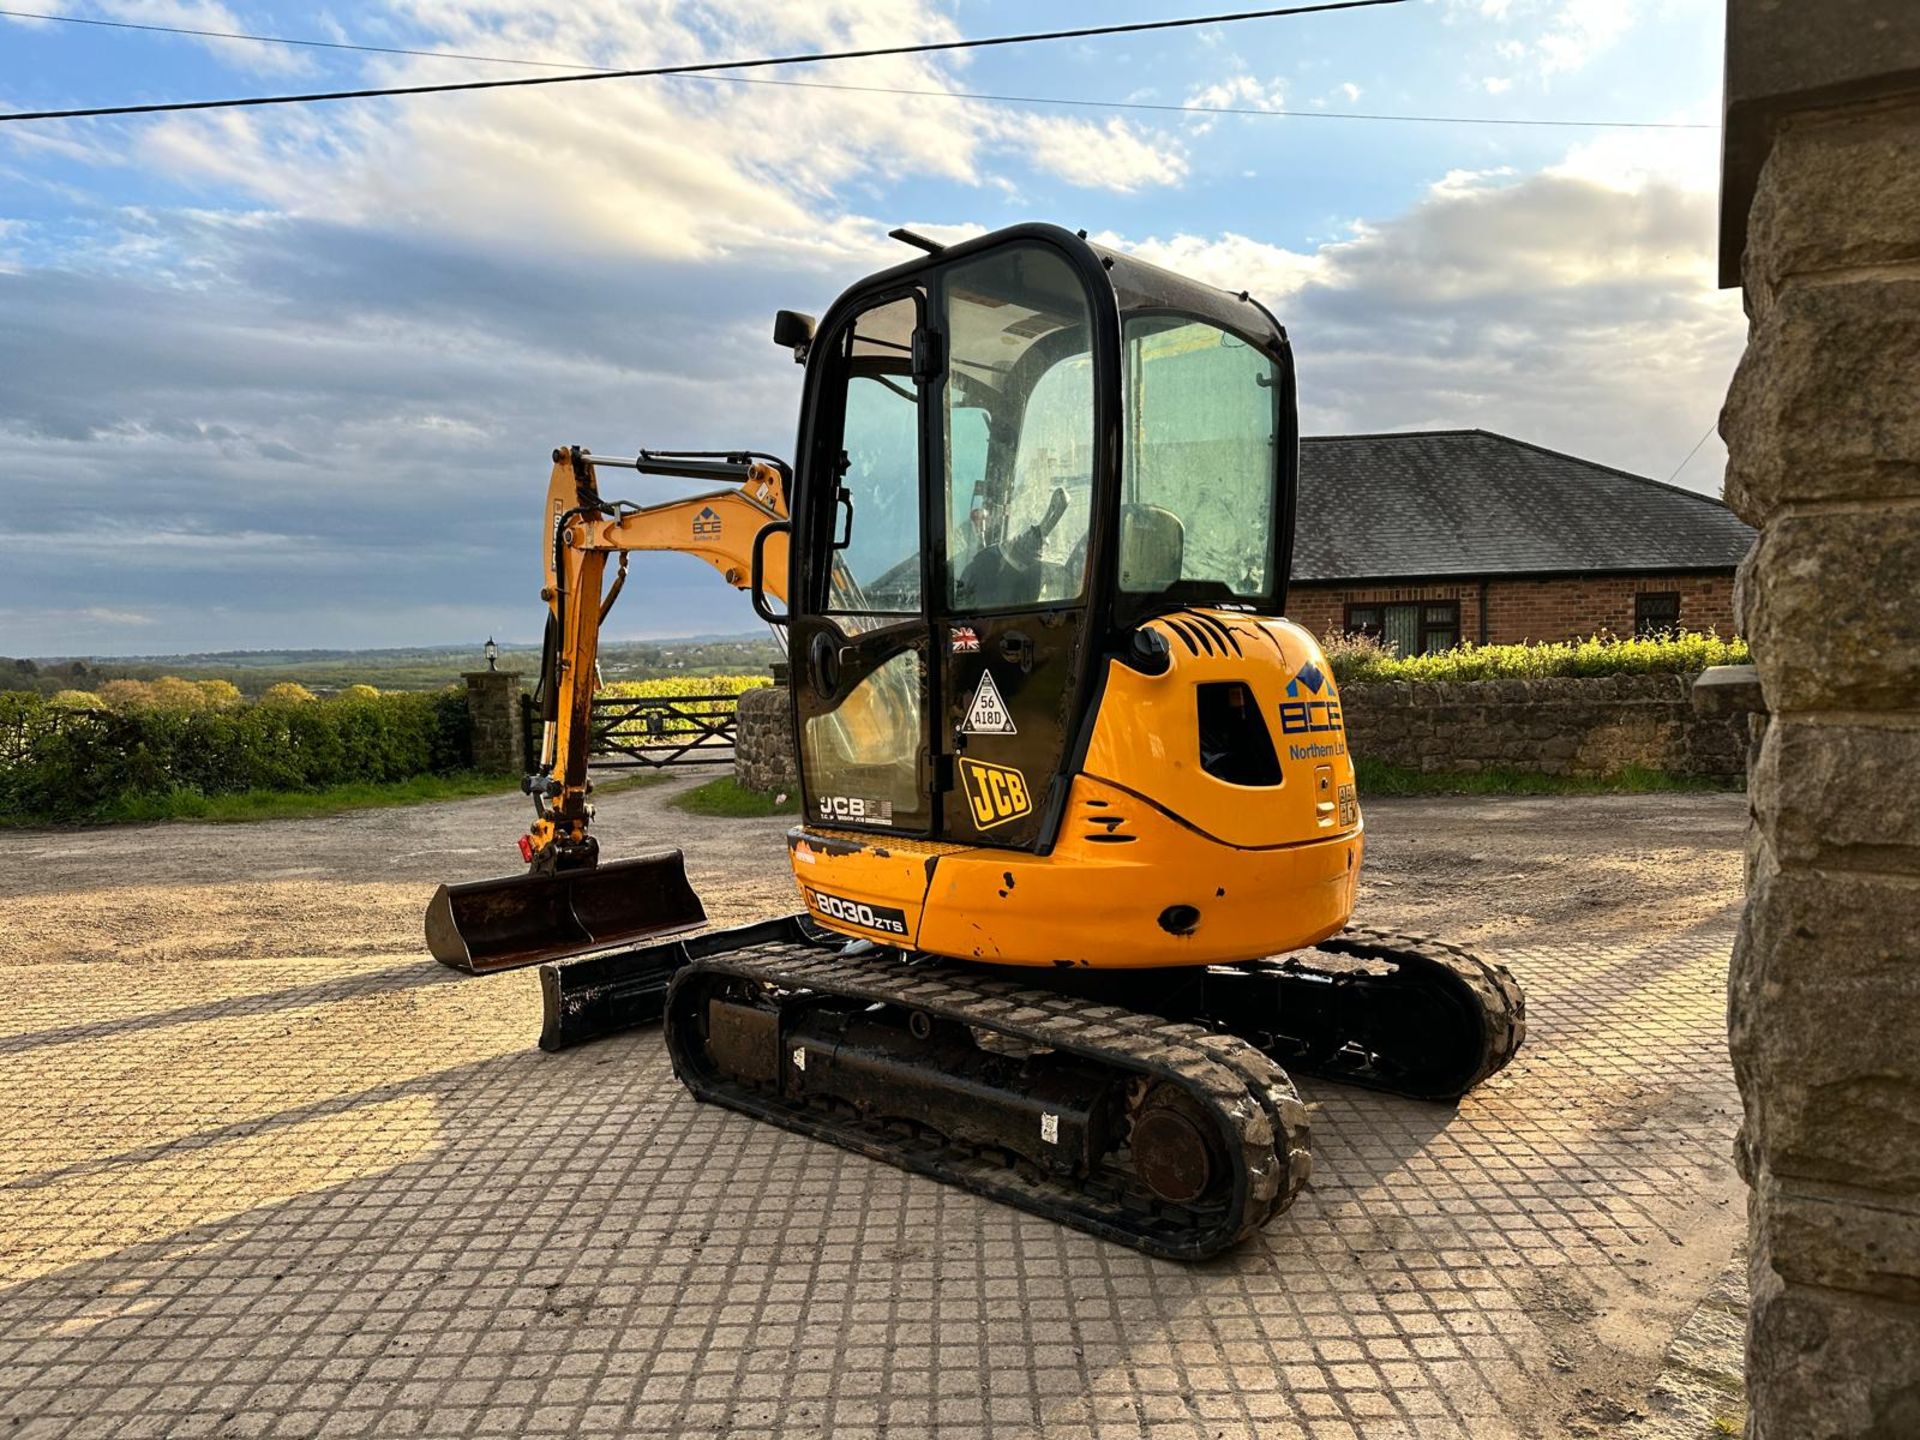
[538, 918, 1525, 1259]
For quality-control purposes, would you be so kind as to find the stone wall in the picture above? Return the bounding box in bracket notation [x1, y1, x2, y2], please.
[463, 670, 526, 776]
[1287, 571, 1739, 646]
[1343, 672, 1747, 779]
[1717, 9, 1920, 1433]
[734, 674, 1746, 792]
[734, 683, 797, 793]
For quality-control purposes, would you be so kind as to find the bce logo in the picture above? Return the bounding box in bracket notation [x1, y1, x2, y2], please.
[1280, 661, 1341, 734]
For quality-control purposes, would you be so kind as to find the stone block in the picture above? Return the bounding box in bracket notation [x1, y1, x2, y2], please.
[1756, 1168, 1920, 1304]
[1731, 863, 1920, 1194]
[1693, 664, 1766, 718]
[1723, 276, 1920, 520]
[1740, 510, 1920, 713]
[1754, 720, 1920, 868]
[1746, 101, 1920, 295]
[1746, 1223, 1920, 1440]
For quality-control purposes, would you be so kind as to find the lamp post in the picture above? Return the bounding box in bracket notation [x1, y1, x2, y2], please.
[484, 637, 498, 672]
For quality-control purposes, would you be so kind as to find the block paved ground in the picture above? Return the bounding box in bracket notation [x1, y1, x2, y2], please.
[0, 783, 1749, 1439]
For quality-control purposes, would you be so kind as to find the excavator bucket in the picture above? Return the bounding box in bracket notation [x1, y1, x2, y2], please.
[425, 848, 707, 974]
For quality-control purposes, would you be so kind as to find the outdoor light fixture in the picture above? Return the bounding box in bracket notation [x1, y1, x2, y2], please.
[484, 637, 498, 672]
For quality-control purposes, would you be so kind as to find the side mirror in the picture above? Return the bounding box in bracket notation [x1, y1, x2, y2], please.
[773, 310, 816, 364]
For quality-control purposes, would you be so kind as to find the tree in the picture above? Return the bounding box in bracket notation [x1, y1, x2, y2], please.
[196, 679, 244, 709]
[98, 679, 156, 710]
[147, 677, 209, 710]
[340, 684, 381, 702]
[261, 682, 317, 706]
[47, 689, 104, 710]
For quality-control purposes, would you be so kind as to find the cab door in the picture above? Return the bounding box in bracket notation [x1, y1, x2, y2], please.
[934, 245, 1099, 850]
[790, 290, 937, 836]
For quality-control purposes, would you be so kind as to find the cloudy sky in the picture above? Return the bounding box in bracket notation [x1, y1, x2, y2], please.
[0, 0, 1740, 657]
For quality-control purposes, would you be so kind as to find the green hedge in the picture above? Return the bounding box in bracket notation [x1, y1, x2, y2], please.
[0, 688, 470, 823]
[1322, 630, 1750, 686]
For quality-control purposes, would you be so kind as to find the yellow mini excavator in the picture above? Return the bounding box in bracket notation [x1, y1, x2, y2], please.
[426, 224, 1525, 1260]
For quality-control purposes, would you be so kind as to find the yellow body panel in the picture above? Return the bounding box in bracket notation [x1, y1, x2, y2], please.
[786, 612, 1365, 968]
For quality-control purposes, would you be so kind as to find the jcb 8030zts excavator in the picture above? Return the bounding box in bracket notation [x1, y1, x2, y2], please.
[426, 224, 1525, 1260]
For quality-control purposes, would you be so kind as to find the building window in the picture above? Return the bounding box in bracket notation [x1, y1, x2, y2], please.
[1346, 601, 1460, 655]
[1635, 592, 1681, 637]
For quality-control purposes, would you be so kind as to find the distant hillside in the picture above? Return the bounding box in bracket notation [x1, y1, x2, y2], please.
[5, 633, 781, 697]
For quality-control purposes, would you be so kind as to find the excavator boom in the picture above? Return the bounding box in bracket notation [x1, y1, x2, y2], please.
[425, 446, 789, 974]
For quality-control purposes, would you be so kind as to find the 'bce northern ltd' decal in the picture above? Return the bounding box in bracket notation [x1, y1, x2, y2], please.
[802, 886, 909, 936]
[959, 758, 1032, 829]
[692, 505, 722, 537]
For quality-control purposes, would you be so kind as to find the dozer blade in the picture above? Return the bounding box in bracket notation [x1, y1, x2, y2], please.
[425, 848, 707, 974]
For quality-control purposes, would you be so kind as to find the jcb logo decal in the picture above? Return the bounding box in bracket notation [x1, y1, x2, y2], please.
[959, 758, 1032, 830]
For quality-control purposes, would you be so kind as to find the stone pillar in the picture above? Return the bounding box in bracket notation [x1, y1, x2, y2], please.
[733, 684, 797, 794]
[1717, 7, 1920, 1435]
[463, 670, 526, 776]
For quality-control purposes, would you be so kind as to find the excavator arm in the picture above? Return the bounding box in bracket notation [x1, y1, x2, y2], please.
[530, 445, 790, 872]
[422, 444, 788, 973]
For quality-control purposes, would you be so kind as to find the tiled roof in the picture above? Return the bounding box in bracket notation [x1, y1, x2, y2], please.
[1293, 429, 1756, 583]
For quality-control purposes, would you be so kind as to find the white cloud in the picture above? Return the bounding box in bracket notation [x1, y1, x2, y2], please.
[1533, 0, 1637, 76]
[80, 607, 155, 626]
[1009, 114, 1187, 192]
[127, 0, 1186, 269]
[1097, 143, 1742, 490]
[1186, 74, 1288, 112]
[1090, 228, 1323, 302]
[98, 0, 312, 75]
[1445, 0, 1640, 83]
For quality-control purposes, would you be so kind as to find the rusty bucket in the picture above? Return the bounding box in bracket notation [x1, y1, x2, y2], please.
[425, 848, 707, 974]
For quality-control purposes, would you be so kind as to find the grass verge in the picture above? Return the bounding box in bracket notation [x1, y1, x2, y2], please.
[668, 776, 801, 818]
[32, 772, 522, 826]
[1355, 758, 1740, 797]
[590, 772, 672, 798]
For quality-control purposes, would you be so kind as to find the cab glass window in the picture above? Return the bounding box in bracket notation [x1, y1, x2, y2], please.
[1120, 316, 1279, 600]
[941, 248, 1094, 611]
[826, 294, 922, 616]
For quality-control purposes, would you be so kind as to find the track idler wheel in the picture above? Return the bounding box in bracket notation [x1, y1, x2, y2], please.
[1129, 1082, 1228, 1206]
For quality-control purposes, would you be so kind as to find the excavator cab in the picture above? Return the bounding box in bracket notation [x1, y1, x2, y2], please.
[782, 226, 1294, 857]
[772, 225, 1362, 968]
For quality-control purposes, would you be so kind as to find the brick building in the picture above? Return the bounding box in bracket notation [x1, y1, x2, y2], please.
[1287, 429, 1755, 650]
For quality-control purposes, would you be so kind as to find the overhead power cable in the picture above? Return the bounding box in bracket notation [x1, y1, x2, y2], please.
[0, 5, 1718, 130]
[0, 0, 1404, 124]
[685, 74, 1716, 129]
[1663, 422, 1720, 485]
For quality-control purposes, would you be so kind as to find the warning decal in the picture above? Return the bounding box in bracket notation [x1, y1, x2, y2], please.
[961, 670, 1017, 735]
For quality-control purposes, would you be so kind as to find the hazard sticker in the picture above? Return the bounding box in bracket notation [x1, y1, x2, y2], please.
[961, 670, 1017, 735]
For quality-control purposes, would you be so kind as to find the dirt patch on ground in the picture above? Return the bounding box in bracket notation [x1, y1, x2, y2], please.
[0, 783, 1745, 965]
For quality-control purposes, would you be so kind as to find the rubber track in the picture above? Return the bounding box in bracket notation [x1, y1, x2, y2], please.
[666, 941, 1312, 1261]
[1259, 923, 1528, 1101]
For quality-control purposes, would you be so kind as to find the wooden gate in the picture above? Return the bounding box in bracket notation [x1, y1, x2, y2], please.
[521, 692, 740, 771]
